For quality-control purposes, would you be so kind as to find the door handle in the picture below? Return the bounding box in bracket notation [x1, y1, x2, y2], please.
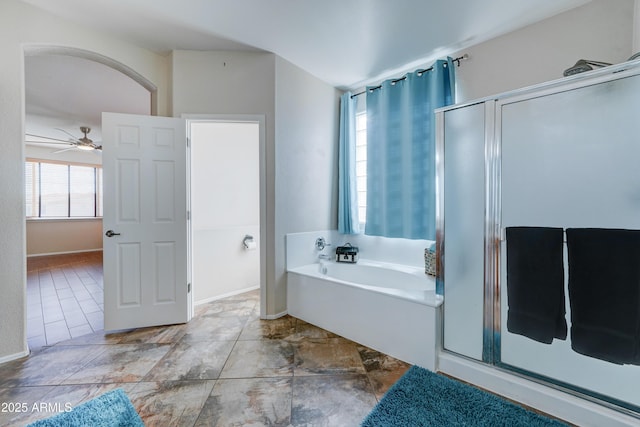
[105, 230, 121, 237]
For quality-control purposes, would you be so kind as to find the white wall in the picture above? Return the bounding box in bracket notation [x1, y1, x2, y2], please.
[171, 50, 340, 317]
[171, 49, 277, 315]
[191, 122, 260, 303]
[274, 56, 341, 316]
[452, 0, 635, 103]
[0, 0, 170, 362]
[27, 219, 103, 256]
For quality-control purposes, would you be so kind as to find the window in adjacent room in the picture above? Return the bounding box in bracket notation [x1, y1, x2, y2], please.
[355, 111, 367, 224]
[25, 160, 103, 218]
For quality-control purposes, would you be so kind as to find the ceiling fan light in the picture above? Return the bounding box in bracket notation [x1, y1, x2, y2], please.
[77, 144, 94, 151]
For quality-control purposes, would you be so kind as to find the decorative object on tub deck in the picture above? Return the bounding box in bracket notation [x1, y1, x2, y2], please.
[335, 243, 359, 263]
[506, 227, 567, 344]
[566, 228, 640, 365]
[424, 242, 436, 276]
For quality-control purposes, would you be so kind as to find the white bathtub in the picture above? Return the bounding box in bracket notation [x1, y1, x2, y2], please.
[287, 259, 443, 370]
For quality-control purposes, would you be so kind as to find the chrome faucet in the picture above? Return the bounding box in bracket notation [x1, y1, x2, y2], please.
[315, 237, 332, 274]
[315, 237, 331, 251]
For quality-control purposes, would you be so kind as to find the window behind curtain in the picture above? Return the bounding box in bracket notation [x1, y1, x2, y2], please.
[355, 112, 367, 225]
[25, 160, 103, 218]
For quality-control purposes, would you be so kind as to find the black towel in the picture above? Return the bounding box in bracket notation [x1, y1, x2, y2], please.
[566, 228, 640, 365]
[506, 227, 567, 344]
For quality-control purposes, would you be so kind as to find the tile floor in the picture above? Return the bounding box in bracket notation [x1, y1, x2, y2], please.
[26, 252, 105, 348]
[3, 269, 410, 426]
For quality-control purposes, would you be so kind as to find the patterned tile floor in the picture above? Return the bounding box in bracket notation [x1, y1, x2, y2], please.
[1, 288, 410, 426]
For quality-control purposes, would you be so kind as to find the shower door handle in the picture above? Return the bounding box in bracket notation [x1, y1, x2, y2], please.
[105, 230, 121, 237]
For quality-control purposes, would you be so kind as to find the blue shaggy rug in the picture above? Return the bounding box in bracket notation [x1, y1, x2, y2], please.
[27, 388, 144, 427]
[362, 366, 568, 427]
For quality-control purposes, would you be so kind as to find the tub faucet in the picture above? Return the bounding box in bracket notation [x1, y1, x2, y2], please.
[317, 253, 332, 260]
[315, 237, 331, 251]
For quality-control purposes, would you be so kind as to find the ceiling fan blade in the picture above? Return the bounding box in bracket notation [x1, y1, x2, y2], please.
[53, 146, 78, 154]
[25, 133, 73, 144]
[54, 127, 81, 142]
[25, 140, 74, 146]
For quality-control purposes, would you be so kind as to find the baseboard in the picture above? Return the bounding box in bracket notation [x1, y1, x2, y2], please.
[262, 310, 288, 320]
[194, 285, 260, 306]
[0, 349, 29, 365]
[438, 352, 640, 427]
[27, 248, 103, 258]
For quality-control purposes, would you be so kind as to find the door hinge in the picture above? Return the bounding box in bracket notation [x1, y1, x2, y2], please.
[187, 137, 190, 147]
[187, 210, 190, 220]
[187, 283, 191, 293]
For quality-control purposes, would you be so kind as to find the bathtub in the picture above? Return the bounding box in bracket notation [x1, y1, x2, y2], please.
[287, 259, 443, 370]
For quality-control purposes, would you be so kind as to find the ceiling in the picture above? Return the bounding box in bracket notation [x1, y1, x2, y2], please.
[21, 0, 591, 150]
[25, 54, 151, 149]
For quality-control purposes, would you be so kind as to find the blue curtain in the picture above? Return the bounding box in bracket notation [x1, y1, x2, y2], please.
[365, 58, 455, 240]
[338, 91, 360, 234]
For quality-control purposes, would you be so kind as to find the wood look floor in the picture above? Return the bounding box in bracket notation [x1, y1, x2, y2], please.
[26, 251, 104, 348]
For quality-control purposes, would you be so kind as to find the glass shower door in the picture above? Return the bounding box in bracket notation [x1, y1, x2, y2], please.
[440, 102, 486, 361]
[498, 72, 640, 411]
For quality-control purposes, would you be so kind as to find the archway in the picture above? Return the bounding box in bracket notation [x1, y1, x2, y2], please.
[23, 46, 155, 348]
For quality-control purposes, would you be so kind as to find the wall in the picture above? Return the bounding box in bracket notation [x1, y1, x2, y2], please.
[452, 0, 635, 103]
[274, 56, 341, 316]
[0, 0, 170, 362]
[171, 51, 340, 317]
[191, 122, 260, 303]
[171, 49, 277, 314]
[26, 219, 103, 256]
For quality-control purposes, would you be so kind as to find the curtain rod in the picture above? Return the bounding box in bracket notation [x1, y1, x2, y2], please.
[350, 54, 468, 98]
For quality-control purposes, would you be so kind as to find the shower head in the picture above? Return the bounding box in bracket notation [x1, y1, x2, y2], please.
[563, 59, 612, 77]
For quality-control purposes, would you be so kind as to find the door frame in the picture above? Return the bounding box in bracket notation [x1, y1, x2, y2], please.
[183, 114, 267, 319]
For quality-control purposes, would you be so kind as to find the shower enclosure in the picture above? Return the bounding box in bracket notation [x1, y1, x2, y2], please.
[436, 59, 640, 417]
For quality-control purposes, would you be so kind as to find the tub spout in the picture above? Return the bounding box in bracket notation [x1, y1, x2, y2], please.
[318, 260, 328, 275]
[320, 264, 328, 275]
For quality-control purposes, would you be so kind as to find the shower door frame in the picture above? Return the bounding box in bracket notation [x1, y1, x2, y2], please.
[438, 59, 640, 419]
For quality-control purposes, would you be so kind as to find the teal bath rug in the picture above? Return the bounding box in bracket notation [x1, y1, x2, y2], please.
[26, 388, 144, 427]
[362, 366, 567, 427]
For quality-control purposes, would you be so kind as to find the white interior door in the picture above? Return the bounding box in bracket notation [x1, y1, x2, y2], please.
[102, 112, 189, 330]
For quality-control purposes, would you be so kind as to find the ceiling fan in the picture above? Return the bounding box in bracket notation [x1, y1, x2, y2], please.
[25, 126, 102, 153]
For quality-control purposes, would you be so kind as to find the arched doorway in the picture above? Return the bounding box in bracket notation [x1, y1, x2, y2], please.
[23, 46, 155, 348]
